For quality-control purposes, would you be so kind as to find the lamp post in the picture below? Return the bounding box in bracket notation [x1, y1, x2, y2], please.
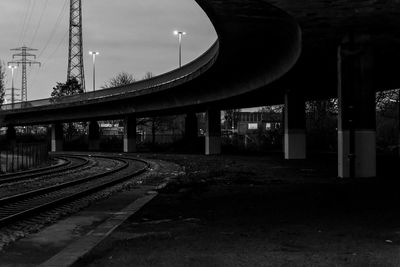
[173, 30, 186, 68]
[89, 51, 99, 92]
[8, 65, 17, 104]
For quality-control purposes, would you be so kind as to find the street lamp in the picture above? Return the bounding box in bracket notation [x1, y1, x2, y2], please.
[89, 51, 100, 92]
[173, 30, 186, 68]
[8, 65, 17, 104]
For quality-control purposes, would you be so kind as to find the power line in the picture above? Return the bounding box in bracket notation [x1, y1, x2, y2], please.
[47, 30, 69, 63]
[21, 0, 37, 44]
[30, 0, 69, 93]
[18, 0, 32, 44]
[38, 0, 69, 58]
[30, 0, 49, 46]
[29, 29, 69, 90]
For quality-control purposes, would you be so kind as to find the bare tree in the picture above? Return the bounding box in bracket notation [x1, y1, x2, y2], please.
[143, 71, 153, 80]
[102, 71, 182, 147]
[102, 72, 135, 89]
[376, 89, 399, 111]
[144, 72, 182, 145]
[224, 109, 241, 130]
[0, 61, 6, 106]
[100, 72, 136, 127]
[375, 89, 400, 153]
[258, 105, 284, 114]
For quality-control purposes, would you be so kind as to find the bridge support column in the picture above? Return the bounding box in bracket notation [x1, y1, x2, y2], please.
[88, 121, 100, 151]
[205, 109, 221, 155]
[123, 116, 137, 153]
[6, 126, 17, 147]
[337, 35, 376, 178]
[284, 92, 306, 159]
[51, 123, 63, 152]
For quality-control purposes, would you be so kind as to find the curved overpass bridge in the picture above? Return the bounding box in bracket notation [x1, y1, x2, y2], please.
[2, 0, 400, 178]
[0, 0, 301, 124]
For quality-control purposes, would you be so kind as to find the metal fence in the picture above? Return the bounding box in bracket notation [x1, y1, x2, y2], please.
[0, 143, 49, 173]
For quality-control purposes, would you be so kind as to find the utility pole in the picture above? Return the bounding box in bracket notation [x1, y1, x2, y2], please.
[67, 0, 85, 91]
[8, 46, 41, 102]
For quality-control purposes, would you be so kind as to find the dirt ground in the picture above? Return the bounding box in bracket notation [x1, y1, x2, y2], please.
[82, 153, 400, 266]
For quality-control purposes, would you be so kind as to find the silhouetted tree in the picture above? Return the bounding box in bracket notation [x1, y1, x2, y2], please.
[51, 77, 83, 98]
[0, 61, 6, 106]
[141, 72, 180, 145]
[375, 89, 400, 152]
[102, 71, 183, 148]
[258, 105, 284, 114]
[102, 72, 135, 89]
[99, 72, 136, 126]
[143, 71, 153, 80]
[224, 109, 241, 130]
[50, 77, 84, 140]
[376, 89, 399, 111]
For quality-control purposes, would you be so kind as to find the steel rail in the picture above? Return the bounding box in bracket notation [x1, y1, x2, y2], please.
[0, 157, 70, 178]
[0, 156, 90, 185]
[0, 155, 149, 227]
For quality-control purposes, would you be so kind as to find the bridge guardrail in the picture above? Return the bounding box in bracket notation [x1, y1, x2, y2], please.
[1, 40, 219, 112]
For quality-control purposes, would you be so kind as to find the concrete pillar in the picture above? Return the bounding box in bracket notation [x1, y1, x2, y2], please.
[284, 92, 306, 159]
[123, 115, 137, 153]
[6, 126, 17, 147]
[51, 123, 63, 152]
[205, 109, 221, 155]
[185, 112, 198, 140]
[397, 103, 400, 158]
[88, 120, 100, 151]
[337, 34, 376, 178]
[398, 130, 400, 157]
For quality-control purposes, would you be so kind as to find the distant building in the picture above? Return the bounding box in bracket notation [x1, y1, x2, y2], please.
[98, 116, 186, 144]
[222, 110, 283, 149]
[230, 111, 282, 135]
[99, 123, 123, 136]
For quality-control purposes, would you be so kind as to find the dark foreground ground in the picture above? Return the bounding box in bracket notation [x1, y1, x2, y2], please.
[78, 153, 400, 266]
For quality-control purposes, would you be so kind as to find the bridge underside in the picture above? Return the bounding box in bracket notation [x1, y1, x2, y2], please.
[2, 1, 400, 123]
[3, 0, 303, 124]
[2, 0, 400, 178]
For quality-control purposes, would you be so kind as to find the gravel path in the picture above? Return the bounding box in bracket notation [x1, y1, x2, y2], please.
[85, 153, 400, 267]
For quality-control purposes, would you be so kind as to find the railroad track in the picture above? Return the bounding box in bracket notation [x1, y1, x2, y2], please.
[0, 155, 90, 185]
[0, 154, 149, 227]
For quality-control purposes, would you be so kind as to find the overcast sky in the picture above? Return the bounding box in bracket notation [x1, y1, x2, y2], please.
[0, 0, 217, 101]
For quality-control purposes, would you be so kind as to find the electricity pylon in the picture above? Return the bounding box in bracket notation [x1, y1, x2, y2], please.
[67, 0, 85, 91]
[8, 46, 41, 102]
